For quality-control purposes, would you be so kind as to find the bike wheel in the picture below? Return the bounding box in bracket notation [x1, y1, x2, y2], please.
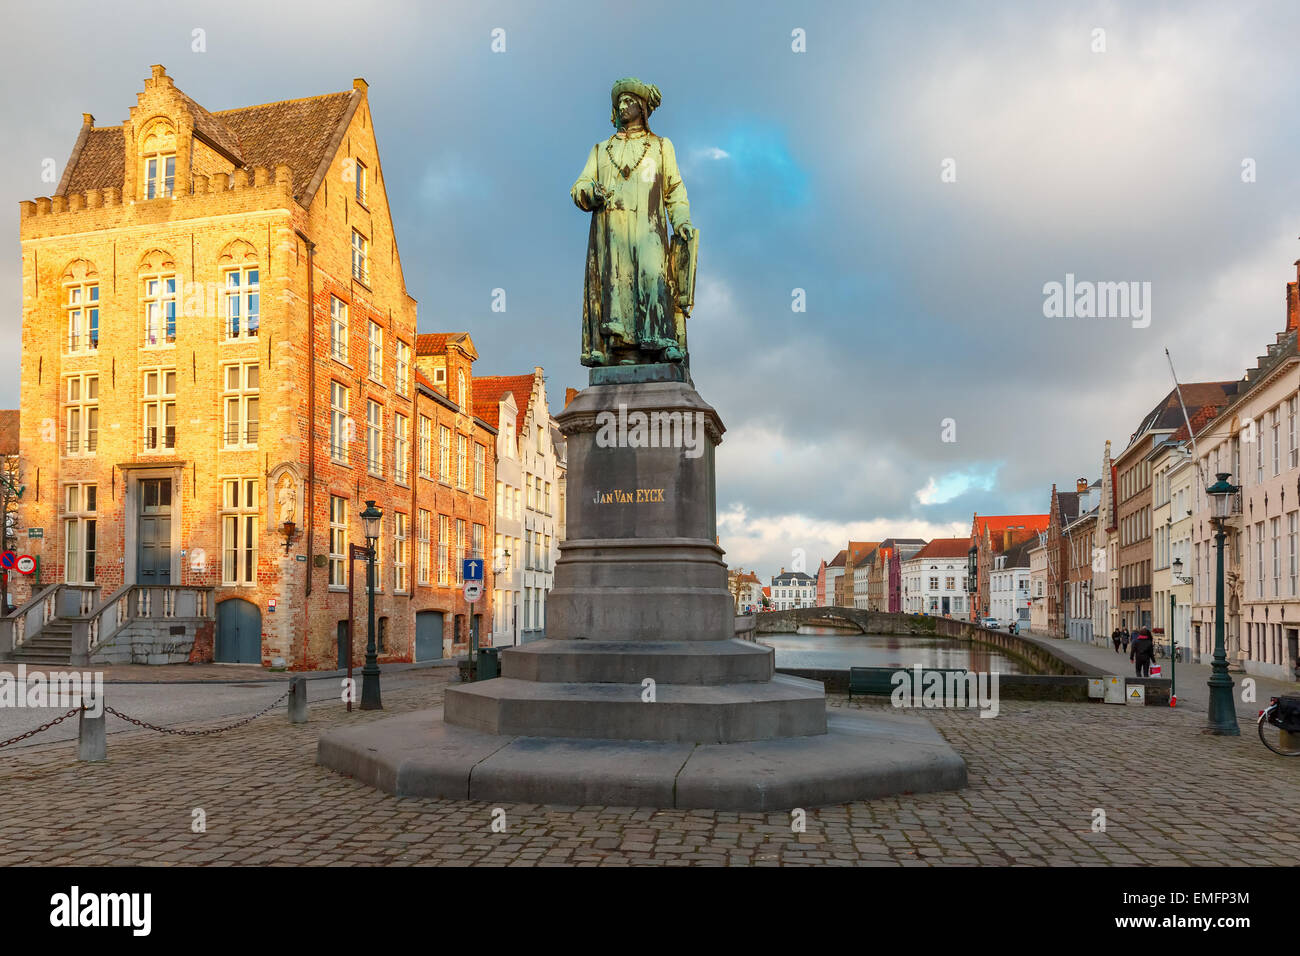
[1258, 708, 1300, 756]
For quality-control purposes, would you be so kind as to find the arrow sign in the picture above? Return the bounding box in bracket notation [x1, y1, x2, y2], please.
[462, 558, 483, 582]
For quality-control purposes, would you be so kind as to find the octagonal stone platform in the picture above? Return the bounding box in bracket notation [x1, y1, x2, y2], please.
[317, 705, 967, 811]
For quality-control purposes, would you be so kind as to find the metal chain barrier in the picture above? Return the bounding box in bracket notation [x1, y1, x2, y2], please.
[104, 688, 292, 737]
[0, 708, 82, 750]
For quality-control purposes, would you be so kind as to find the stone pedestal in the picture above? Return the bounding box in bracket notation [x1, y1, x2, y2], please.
[318, 369, 966, 809]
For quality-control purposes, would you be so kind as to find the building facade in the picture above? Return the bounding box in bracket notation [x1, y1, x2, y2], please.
[902, 538, 969, 616]
[989, 538, 1033, 628]
[1029, 542, 1048, 632]
[770, 569, 816, 609]
[15, 65, 497, 667]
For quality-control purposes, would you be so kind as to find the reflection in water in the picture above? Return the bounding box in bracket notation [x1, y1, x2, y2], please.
[761, 626, 1029, 674]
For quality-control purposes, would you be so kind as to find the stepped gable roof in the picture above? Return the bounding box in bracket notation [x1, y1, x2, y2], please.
[1055, 490, 1082, 524]
[473, 374, 535, 434]
[59, 76, 359, 206]
[912, 538, 970, 560]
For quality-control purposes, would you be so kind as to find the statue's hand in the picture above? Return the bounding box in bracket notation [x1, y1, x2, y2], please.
[676, 222, 694, 241]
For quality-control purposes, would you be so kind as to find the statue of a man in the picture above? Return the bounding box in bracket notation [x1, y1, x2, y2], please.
[276, 473, 296, 525]
[571, 77, 694, 367]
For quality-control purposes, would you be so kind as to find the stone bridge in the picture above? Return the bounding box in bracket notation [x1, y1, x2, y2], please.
[755, 606, 939, 636]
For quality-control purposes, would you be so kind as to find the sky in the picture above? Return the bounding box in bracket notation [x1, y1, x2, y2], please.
[4, 0, 1300, 583]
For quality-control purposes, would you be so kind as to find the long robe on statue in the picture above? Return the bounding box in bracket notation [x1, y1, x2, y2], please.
[571, 130, 691, 366]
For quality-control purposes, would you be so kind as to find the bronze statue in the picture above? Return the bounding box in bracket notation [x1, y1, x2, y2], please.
[572, 77, 697, 367]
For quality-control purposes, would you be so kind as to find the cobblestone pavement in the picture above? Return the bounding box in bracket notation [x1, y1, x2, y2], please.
[1, 667, 1297, 866]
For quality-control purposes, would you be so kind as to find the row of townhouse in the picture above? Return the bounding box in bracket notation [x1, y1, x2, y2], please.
[8, 65, 565, 669]
[1012, 255, 1300, 681]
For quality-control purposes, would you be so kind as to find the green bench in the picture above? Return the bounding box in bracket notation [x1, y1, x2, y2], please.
[848, 666, 970, 701]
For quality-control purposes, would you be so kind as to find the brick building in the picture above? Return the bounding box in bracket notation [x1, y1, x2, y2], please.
[1046, 483, 1083, 637]
[968, 514, 1048, 621]
[15, 65, 494, 667]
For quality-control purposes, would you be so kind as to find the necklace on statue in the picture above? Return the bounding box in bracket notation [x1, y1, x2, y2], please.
[607, 137, 652, 179]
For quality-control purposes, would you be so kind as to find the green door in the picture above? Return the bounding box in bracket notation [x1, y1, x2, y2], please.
[137, 478, 172, 585]
[416, 611, 444, 661]
[215, 598, 262, 664]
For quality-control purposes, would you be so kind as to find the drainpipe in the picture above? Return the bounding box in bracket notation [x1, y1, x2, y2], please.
[295, 230, 316, 667]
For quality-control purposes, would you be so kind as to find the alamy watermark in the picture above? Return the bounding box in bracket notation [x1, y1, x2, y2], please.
[890, 666, 999, 718]
[1042, 274, 1151, 328]
[0, 665, 103, 716]
[594, 404, 707, 459]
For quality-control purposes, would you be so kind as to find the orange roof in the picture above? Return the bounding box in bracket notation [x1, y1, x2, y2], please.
[762, 586, 771, 597]
[416, 333, 452, 354]
[473, 374, 535, 436]
[974, 514, 1049, 537]
[912, 538, 969, 560]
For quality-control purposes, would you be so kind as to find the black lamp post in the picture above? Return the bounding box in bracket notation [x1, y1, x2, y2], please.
[360, 499, 383, 711]
[1205, 474, 1239, 735]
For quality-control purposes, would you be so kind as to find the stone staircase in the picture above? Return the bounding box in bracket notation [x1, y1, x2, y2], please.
[9, 619, 75, 665]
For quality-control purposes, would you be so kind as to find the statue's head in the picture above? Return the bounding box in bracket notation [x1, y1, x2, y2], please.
[610, 77, 661, 129]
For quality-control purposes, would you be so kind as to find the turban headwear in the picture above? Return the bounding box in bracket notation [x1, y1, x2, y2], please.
[610, 77, 661, 126]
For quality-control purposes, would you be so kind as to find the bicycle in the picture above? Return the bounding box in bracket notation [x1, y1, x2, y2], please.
[1257, 695, 1300, 756]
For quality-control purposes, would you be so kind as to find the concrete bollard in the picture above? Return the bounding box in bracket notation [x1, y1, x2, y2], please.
[77, 698, 107, 762]
[288, 675, 308, 724]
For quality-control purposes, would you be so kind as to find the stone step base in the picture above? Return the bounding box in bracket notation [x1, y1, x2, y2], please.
[501, 638, 774, 685]
[444, 674, 827, 743]
[316, 706, 968, 811]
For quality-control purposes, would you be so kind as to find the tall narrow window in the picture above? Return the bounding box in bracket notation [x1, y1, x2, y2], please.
[351, 230, 369, 284]
[66, 282, 99, 353]
[1272, 409, 1281, 476]
[1257, 521, 1265, 599]
[474, 443, 486, 495]
[222, 478, 259, 586]
[457, 370, 466, 410]
[473, 524, 484, 561]
[395, 413, 409, 484]
[439, 425, 451, 482]
[64, 374, 98, 456]
[438, 515, 449, 585]
[366, 400, 383, 475]
[144, 152, 175, 199]
[417, 510, 431, 586]
[457, 436, 467, 489]
[456, 519, 466, 584]
[142, 369, 177, 451]
[1290, 511, 1298, 597]
[330, 381, 349, 463]
[418, 415, 432, 477]
[354, 160, 368, 204]
[329, 496, 348, 588]
[1257, 421, 1265, 483]
[368, 321, 383, 381]
[63, 484, 97, 584]
[395, 341, 410, 397]
[1272, 516, 1282, 596]
[1291, 396, 1299, 469]
[224, 267, 260, 339]
[223, 362, 259, 448]
[330, 297, 348, 362]
[395, 512, 409, 593]
[143, 276, 177, 346]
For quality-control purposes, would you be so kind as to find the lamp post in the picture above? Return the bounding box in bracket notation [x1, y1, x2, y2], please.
[1205, 474, 1239, 735]
[493, 549, 512, 645]
[360, 500, 383, 711]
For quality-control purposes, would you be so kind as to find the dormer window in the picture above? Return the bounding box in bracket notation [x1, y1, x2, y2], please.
[144, 153, 175, 199]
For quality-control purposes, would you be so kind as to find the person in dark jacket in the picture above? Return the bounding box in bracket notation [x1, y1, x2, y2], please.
[1121, 626, 1130, 653]
[1111, 628, 1122, 652]
[1130, 627, 1156, 678]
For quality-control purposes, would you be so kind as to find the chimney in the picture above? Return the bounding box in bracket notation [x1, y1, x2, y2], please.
[1076, 477, 1088, 493]
[564, 387, 579, 407]
[1288, 263, 1299, 331]
[353, 77, 369, 93]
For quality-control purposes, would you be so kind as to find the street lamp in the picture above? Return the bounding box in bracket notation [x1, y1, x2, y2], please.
[1205, 474, 1239, 735]
[360, 499, 383, 711]
[493, 548, 513, 645]
[1170, 555, 1194, 702]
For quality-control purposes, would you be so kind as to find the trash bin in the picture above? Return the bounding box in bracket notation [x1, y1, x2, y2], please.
[477, 646, 500, 681]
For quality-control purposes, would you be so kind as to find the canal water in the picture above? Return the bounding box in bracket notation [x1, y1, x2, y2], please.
[760, 626, 1030, 674]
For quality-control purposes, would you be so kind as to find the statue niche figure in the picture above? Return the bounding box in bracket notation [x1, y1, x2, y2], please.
[571, 77, 696, 367]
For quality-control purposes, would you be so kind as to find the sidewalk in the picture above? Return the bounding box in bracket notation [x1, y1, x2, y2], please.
[1016, 630, 1300, 724]
[0, 658, 457, 684]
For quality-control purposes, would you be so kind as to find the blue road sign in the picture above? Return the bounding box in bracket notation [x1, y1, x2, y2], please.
[0, 551, 15, 570]
[462, 558, 484, 582]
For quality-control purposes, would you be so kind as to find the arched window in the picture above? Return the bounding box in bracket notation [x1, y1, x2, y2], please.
[138, 118, 176, 199]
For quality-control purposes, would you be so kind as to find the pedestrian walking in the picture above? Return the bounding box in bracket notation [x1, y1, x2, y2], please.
[1131, 627, 1156, 678]
[1121, 626, 1130, 653]
[1111, 627, 1121, 653]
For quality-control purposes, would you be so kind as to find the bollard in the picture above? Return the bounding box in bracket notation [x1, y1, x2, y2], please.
[77, 698, 107, 762]
[288, 675, 308, 724]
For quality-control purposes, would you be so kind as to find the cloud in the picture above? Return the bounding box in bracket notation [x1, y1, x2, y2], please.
[916, 466, 1002, 506]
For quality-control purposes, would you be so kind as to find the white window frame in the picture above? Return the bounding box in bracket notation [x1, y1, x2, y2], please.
[63, 483, 97, 584]
[222, 362, 259, 449]
[395, 413, 409, 484]
[64, 373, 99, 457]
[329, 495, 348, 589]
[143, 275, 177, 347]
[330, 381, 349, 463]
[143, 151, 175, 199]
[223, 266, 260, 340]
[142, 368, 177, 452]
[417, 509, 431, 586]
[395, 340, 410, 398]
[366, 400, 383, 476]
[221, 478, 259, 586]
[395, 512, 409, 594]
[330, 296, 349, 362]
[474, 442, 486, 495]
[439, 425, 451, 483]
[66, 281, 99, 354]
[438, 514, 450, 586]
[368, 321, 383, 382]
[351, 230, 369, 284]
[355, 159, 368, 205]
